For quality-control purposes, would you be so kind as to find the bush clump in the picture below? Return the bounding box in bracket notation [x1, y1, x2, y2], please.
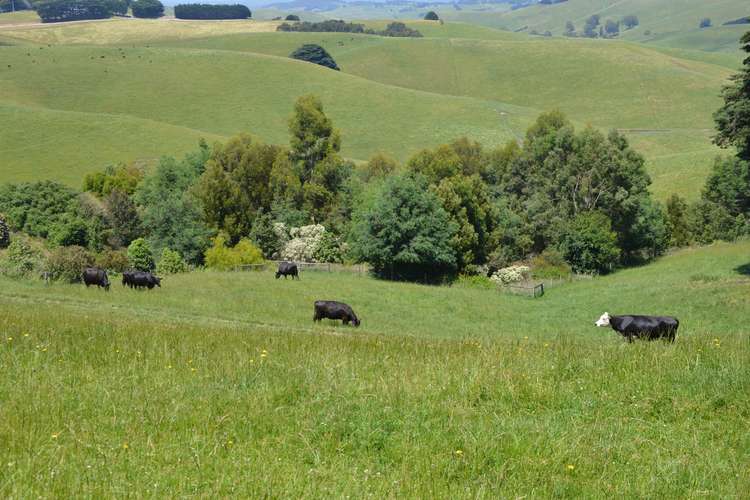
[131, 0, 164, 19]
[530, 249, 572, 280]
[45, 246, 93, 283]
[1, 239, 40, 278]
[0, 215, 9, 249]
[157, 248, 188, 274]
[290, 44, 339, 70]
[204, 235, 263, 271]
[490, 265, 530, 285]
[127, 238, 155, 272]
[95, 249, 129, 272]
[174, 3, 250, 20]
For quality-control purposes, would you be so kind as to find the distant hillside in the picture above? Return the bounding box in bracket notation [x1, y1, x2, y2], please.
[437, 0, 749, 50]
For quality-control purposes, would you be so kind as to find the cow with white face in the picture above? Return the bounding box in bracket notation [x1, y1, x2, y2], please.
[595, 312, 679, 343]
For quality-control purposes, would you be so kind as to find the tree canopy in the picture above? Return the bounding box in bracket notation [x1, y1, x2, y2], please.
[289, 44, 340, 71]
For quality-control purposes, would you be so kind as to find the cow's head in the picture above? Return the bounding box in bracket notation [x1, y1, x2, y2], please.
[275, 271, 281, 279]
[353, 316, 361, 327]
[154, 276, 161, 287]
[595, 312, 611, 327]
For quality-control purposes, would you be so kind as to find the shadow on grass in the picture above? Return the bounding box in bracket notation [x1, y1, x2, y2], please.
[735, 263, 750, 276]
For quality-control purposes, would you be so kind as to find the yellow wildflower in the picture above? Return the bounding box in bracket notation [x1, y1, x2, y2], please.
[122, 443, 129, 450]
[567, 464, 575, 471]
[51, 433, 60, 439]
[454, 450, 463, 456]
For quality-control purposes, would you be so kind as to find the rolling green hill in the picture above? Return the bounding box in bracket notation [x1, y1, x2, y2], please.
[443, 0, 749, 44]
[0, 42, 533, 186]
[0, 15, 744, 199]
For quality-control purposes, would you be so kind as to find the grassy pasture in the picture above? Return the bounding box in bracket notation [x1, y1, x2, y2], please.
[0, 241, 748, 496]
[0, 10, 38, 26]
[446, 0, 749, 42]
[0, 42, 529, 184]
[0, 17, 742, 199]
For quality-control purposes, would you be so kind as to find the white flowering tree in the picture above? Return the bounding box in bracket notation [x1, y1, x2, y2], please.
[490, 265, 531, 285]
[279, 224, 326, 262]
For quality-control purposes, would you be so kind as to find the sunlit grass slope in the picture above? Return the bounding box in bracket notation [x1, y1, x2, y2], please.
[0, 18, 741, 198]
[0, 104, 223, 185]
[0, 43, 533, 183]
[1, 241, 748, 340]
[0, 10, 39, 26]
[452, 0, 749, 41]
[0, 241, 748, 496]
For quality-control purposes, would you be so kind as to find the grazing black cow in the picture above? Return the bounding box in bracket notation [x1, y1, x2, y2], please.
[82, 267, 110, 291]
[595, 312, 679, 343]
[313, 300, 360, 327]
[276, 261, 299, 280]
[122, 270, 135, 288]
[129, 271, 161, 290]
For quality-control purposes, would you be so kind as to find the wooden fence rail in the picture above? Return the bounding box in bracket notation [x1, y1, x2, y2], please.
[233, 261, 369, 274]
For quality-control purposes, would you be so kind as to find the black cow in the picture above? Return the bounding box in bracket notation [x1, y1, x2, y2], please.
[276, 262, 299, 280]
[595, 312, 679, 343]
[313, 300, 360, 327]
[82, 267, 110, 291]
[122, 270, 135, 288]
[129, 271, 161, 290]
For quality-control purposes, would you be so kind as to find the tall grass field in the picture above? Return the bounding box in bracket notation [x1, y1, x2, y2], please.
[1, 241, 749, 496]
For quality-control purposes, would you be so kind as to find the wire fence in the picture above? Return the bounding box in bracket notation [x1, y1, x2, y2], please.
[500, 281, 545, 298]
[232, 261, 370, 275]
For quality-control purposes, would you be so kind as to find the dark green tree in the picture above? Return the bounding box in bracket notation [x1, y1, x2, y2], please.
[622, 15, 639, 29]
[105, 189, 141, 248]
[135, 153, 212, 265]
[559, 211, 620, 274]
[131, 0, 163, 18]
[290, 44, 340, 70]
[350, 174, 457, 282]
[127, 237, 155, 271]
[424, 11, 439, 21]
[0, 215, 9, 248]
[289, 95, 341, 183]
[666, 194, 691, 247]
[713, 31, 750, 161]
[699, 18, 712, 28]
[284, 14, 299, 21]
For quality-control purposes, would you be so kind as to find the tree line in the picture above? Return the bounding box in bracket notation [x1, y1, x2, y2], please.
[277, 19, 422, 38]
[1, 31, 748, 284]
[32, 0, 164, 22]
[174, 3, 250, 20]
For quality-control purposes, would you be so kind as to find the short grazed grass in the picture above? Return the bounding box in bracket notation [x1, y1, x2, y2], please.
[0, 242, 749, 496]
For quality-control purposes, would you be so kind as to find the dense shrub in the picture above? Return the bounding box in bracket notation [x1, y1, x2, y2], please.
[350, 174, 457, 282]
[83, 164, 144, 197]
[127, 238, 155, 272]
[174, 3, 250, 20]
[1, 239, 40, 278]
[50, 217, 90, 247]
[45, 246, 93, 283]
[284, 14, 299, 21]
[95, 249, 129, 272]
[380, 22, 422, 38]
[204, 235, 263, 271]
[490, 265, 530, 285]
[0, 181, 81, 240]
[529, 249, 572, 280]
[0, 215, 9, 249]
[424, 11, 439, 21]
[559, 212, 620, 274]
[278, 19, 365, 33]
[290, 44, 339, 70]
[248, 211, 281, 259]
[131, 0, 163, 18]
[0, 0, 31, 12]
[622, 15, 639, 29]
[135, 151, 212, 265]
[279, 224, 325, 262]
[156, 248, 188, 274]
[35, 0, 116, 23]
[278, 19, 422, 37]
[699, 18, 712, 29]
[314, 231, 343, 263]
